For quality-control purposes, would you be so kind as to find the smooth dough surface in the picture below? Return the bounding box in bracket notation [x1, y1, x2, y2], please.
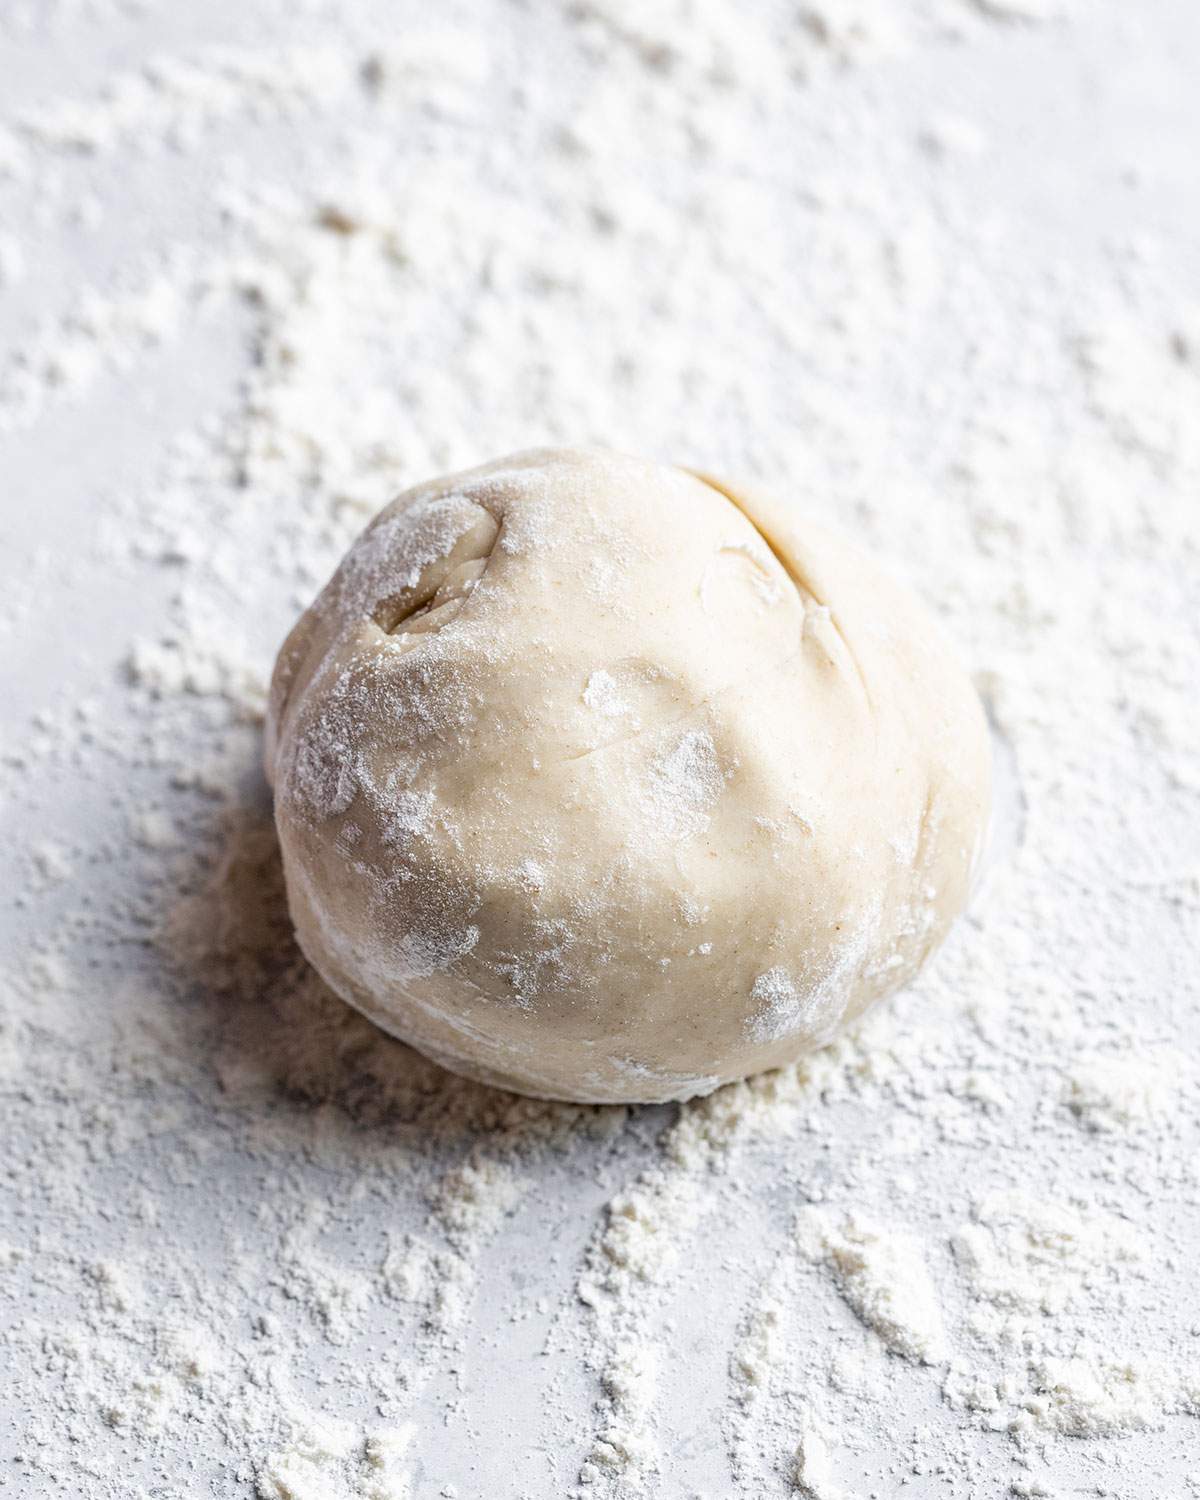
[266, 447, 991, 1103]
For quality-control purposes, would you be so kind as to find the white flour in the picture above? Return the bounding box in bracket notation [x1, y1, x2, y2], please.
[642, 728, 727, 843]
[796, 1210, 949, 1364]
[2, 0, 1199, 1496]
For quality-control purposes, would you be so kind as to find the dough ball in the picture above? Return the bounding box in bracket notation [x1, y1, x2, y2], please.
[266, 447, 991, 1104]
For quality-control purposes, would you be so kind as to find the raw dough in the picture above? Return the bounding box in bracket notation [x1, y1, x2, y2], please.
[266, 447, 991, 1103]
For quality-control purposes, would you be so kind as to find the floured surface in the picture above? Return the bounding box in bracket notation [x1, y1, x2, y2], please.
[266, 447, 989, 1103]
[1, 1, 1199, 1496]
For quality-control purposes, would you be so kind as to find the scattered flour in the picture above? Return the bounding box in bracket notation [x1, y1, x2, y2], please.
[791, 1419, 843, 1500]
[14, 45, 356, 156]
[1, 0, 1198, 1496]
[1063, 1050, 1184, 1133]
[797, 1210, 949, 1364]
[953, 1189, 1142, 1317]
[577, 1156, 706, 1493]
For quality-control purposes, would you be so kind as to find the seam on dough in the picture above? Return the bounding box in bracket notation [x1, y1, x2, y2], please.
[559, 646, 806, 767]
[690, 471, 873, 714]
[375, 510, 504, 636]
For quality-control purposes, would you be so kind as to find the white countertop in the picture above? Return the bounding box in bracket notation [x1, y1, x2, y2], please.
[2, 1, 1199, 1496]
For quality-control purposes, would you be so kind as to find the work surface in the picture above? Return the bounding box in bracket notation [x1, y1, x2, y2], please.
[2, 1, 1199, 1496]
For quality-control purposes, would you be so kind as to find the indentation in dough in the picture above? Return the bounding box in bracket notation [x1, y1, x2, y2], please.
[699, 541, 783, 618]
[369, 500, 500, 636]
[692, 472, 873, 710]
[386, 554, 490, 636]
[561, 646, 805, 768]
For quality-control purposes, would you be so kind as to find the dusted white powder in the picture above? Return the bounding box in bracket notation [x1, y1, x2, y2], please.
[1, 0, 1198, 1496]
[791, 1419, 843, 1500]
[582, 669, 632, 718]
[641, 727, 726, 842]
[797, 1210, 949, 1364]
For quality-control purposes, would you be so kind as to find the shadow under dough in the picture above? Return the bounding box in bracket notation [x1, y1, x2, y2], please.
[156, 763, 619, 1147]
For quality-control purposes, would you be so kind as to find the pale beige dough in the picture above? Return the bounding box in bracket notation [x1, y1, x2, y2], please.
[266, 447, 991, 1103]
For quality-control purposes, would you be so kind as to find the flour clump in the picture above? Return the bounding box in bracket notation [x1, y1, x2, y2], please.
[266, 447, 991, 1103]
